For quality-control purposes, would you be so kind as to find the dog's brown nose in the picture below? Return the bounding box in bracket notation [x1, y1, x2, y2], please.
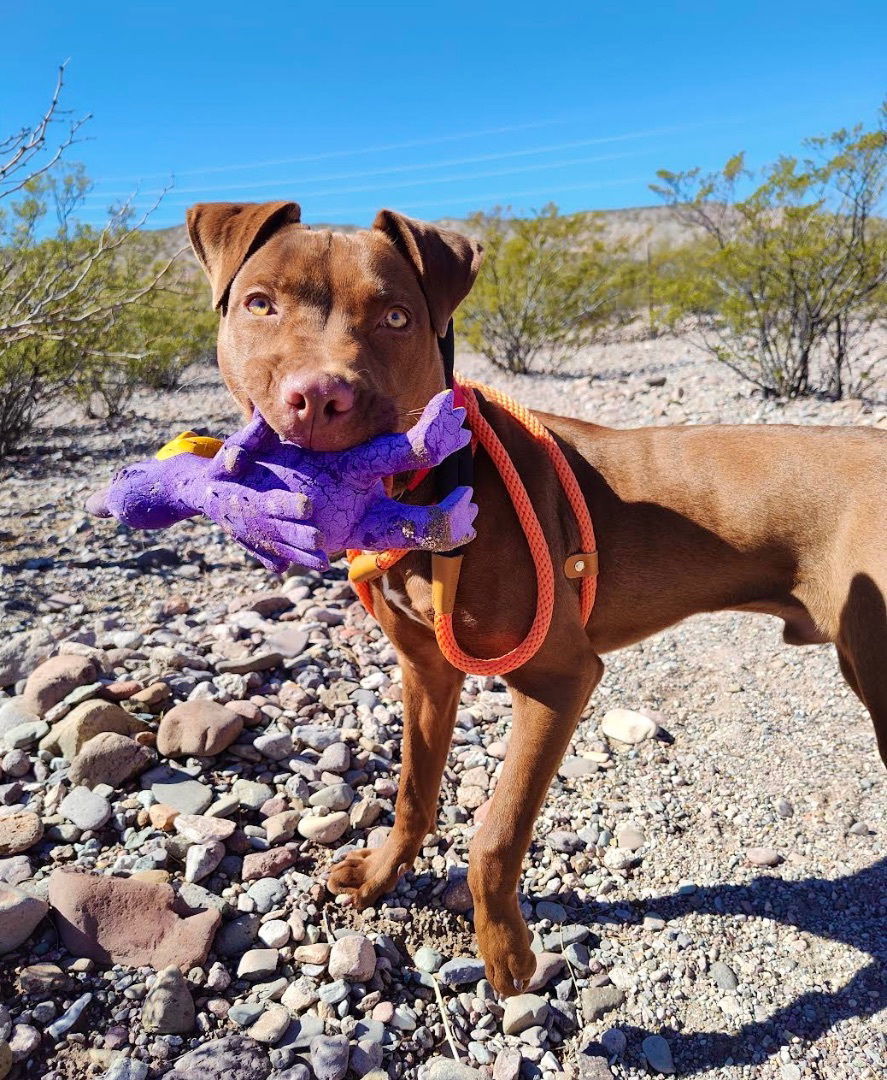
[279, 374, 356, 440]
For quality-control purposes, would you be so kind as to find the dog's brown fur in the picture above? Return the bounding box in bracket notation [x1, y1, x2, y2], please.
[188, 201, 887, 997]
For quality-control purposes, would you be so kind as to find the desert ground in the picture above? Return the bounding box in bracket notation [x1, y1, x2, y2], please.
[0, 334, 884, 1080]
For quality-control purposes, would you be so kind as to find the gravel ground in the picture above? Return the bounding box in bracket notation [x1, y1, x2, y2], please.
[0, 335, 884, 1080]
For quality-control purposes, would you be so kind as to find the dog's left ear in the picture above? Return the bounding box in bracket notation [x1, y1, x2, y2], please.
[187, 201, 302, 309]
[373, 210, 484, 336]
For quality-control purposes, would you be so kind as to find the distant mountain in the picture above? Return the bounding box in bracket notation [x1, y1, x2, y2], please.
[146, 204, 703, 271]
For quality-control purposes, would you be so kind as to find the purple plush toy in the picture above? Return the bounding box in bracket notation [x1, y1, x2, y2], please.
[87, 390, 477, 573]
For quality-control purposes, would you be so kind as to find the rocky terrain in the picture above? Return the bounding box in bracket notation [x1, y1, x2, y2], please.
[0, 336, 884, 1080]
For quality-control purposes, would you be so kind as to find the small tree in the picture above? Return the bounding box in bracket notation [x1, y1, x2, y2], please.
[456, 204, 617, 374]
[652, 105, 887, 398]
[0, 66, 213, 453]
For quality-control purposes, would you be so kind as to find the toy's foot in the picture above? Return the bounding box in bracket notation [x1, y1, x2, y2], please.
[435, 485, 478, 548]
[409, 390, 470, 464]
[326, 847, 411, 909]
[85, 488, 112, 517]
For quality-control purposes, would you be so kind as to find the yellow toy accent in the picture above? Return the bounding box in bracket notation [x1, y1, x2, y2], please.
[155, 432, 224, 461]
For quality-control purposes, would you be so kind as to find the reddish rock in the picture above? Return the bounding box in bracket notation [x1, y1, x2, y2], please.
[148, 804, 180, 831]
[48, 868, 219, 969]
[0, 813, 44, 856]
[69, 732, 154, 788]
[22, 655, 97, 716]
[225, 700, 263, 727]
[103, 680, 143, 701]
[242, 848, 297, 881]
[131, 683, 172, 709]
[156, 701, 244, 758]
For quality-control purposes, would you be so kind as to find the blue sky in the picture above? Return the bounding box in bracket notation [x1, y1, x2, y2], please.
[2, 1, 884, 229]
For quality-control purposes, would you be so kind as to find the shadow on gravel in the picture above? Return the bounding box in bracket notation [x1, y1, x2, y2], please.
[566, 858, 886, 1074]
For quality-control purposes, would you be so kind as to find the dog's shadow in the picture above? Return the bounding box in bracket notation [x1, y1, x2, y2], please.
[538, 858, 885, 1074]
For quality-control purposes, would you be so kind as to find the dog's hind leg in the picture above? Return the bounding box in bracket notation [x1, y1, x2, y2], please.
[837, 571, 887, 768]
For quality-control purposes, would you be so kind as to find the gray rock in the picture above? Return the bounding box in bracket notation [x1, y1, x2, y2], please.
[185, 841, 226, 883]
[141, 965, 195, 1033]
[2, 720, 48, 750]
[172, 1034, 271, 1079]
[581, 984, 625, 1020]
[310, 1035, 350, 1080]
[232, 779, 274, 810]
[501, 993, 548, 1035]
[238, 948, 279, 980]
[425, 1058, 486, 1080]
[438, 957, 486, 987]
[642, 1034, 675, 1074]
[215, 913, 261, 957]
[59, 787, 112, 831]
[102, 1058, 150, 1080]
[46, 991, 92, 1039]
[146, 765, 214, 814]
[414, 945, 444, 972]
[710, 960, 739, 990]
[0, 628, 59, 689]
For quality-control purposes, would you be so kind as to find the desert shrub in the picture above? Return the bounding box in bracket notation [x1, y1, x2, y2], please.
[652, 105, 887, 398]
[0, 67, 214, 453]
[456, 204, 618, 373]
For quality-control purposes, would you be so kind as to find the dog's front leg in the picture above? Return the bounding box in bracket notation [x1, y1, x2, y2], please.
[469, 651, 604, 996]
[328, 635, 464, 907]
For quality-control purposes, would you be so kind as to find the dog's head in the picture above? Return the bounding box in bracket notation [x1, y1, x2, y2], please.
[186, 201, 483, 451]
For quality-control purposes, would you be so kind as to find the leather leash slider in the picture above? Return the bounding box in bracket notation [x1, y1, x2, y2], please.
[565, 551, 598, 579]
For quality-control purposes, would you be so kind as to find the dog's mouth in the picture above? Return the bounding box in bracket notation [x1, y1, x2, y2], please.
[261, 389, 401, 453]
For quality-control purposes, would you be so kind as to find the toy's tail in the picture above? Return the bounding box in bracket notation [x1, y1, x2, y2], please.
[85, 488, 112, 518]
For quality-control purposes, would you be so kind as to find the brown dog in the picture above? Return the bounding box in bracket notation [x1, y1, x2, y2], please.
[186, 200, 887, 997]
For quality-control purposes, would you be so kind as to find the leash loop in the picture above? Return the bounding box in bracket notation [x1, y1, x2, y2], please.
[347, 377, 597, 676]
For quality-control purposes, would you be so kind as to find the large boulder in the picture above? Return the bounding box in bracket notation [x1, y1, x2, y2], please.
[48, 868, 219, 969]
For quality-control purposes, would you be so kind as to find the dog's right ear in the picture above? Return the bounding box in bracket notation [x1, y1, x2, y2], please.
[186, 201, 302, 309]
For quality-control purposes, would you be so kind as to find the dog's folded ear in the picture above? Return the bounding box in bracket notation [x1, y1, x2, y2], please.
[186, 201, 302, 309]
[373, 210, 484, 336]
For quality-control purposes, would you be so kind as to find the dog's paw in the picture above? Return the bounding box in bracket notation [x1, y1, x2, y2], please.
[326, 847, 409, 909]
[475, 908, 537, 998]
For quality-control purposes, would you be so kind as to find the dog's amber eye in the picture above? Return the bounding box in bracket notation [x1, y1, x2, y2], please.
[383, 307, 409, 329]
[246, 294, 274, 316]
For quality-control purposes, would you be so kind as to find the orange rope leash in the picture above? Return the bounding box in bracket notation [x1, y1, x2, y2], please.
[348, 377, 597, 675]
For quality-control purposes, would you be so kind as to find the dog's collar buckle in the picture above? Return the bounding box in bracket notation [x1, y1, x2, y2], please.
[565, 551, 598, 579]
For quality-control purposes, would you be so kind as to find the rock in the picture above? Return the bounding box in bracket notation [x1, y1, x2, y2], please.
[581, 984, 625, 1020]
[310, 1034, 350, 1080]
[238, 948, 279, 980]
[0, 628, 59, 689]
[174, 814, 237, 844]
[746, 846, 781, 867]
[185, 841, 226, 883]
[18, 962, 65, 994]
[425, 1058, 485, 1080]
[616, 823, 646, 850]
[22, 654, 97, 716]
[0, 1041, 11, 1080]
[214, 913, 260, 958]
[710, 960, 739, 990]
[216, 652, 284, 675]
[265, 627, 309, 658]
[309, 783, 354, 811]
[232, 778, 274, 809]
[414, 945, 444, 973]
[438, 957, 486, 987]
[601, 1028, 627, 1057]
[149, 803, 180, 830]
[328, 933, 376, 981]
[102, 1059, 150, 1080]
[576, 1049, 613, 1080]
[247, 1003, 290, 1044]
[1, 720, 48, 749]
[641, 1034, 675, 1074]
[502, 993, 548, 1035]
[0, 856, 31, 886]
[142, 965, 195, 1033]
[157, 700, 244, 757]
[600, 708, 659, 744]
[603, 848, 640, 870]
[69, 732, 154, 788]
[264, 810, 301, 845]
[41, 699, 148, 759]
[526, 950, 566, 991]
[49, 868, 220, 969]
[146, 765, 214, 814]
[247, 878, 286, 914]
[297, 813, 349, 844]
[59, 786, 112, 831]
[242, 849, 297, 881]
[171, 1035, 270, 1079]
[0, 884, 48, 954]
[46, 991, 92, 1039]
[0, 813, 43, 856]
[258, 919, 290, 948]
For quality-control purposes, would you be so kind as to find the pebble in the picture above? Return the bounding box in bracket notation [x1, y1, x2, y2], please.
[170, 1034, 270, 1079]
[746, 846, 782, 867]
[581, 984, 625, 1020]
[438, 958, 487, 987]
[297, 813, 350, 844]
[502, 993, 549, 1035]
[247, 1003, 290, 1044]
[0, 884, 48, 954]
[141, 966, 195, 1033]
[600, 707, 659, 743]
[157, 700, 244, 757]
[310, 1034, 350, 1080]
[328, 933, 376, 981]
[709, 960, 739, 990]
[69, 732, 154, 787]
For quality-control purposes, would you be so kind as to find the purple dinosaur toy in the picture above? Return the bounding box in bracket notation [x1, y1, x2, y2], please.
[87, 390, 477, 574]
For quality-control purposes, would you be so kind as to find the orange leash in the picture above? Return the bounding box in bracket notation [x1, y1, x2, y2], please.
[347, 378, 597, 676]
